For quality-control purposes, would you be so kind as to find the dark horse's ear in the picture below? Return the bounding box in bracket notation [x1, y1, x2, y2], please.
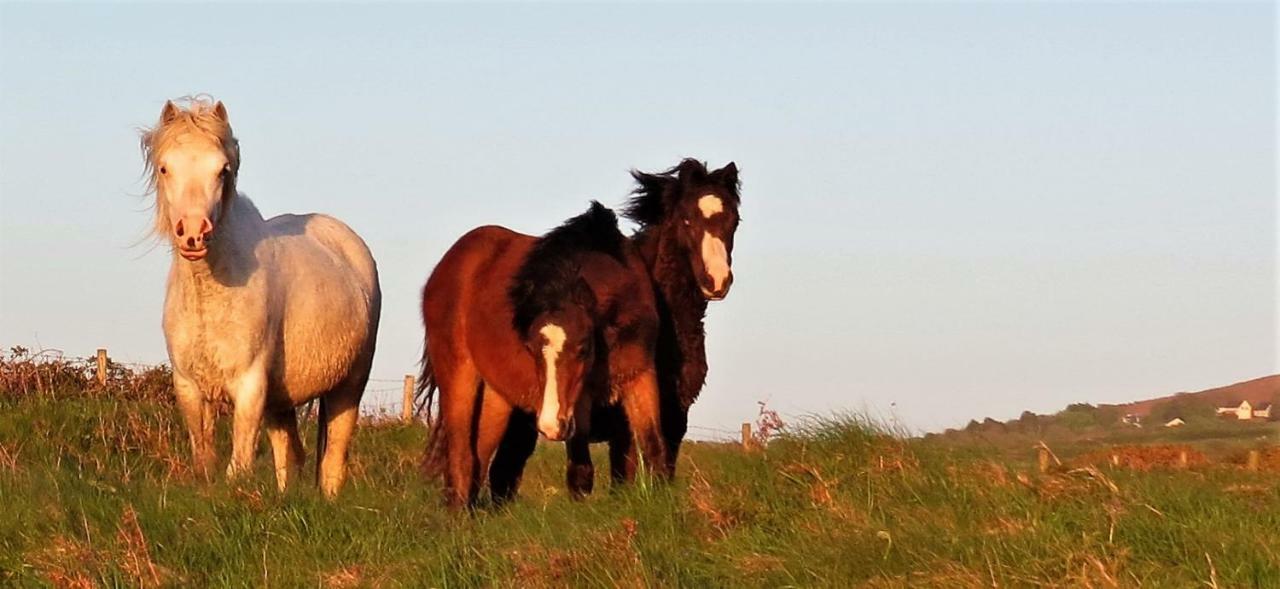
[677, 159, 708, 185]
[714, 162, 739, 190]
[716, 161, 737, 185]
[160, 101, 180, 125]
[213, 101, 229, 123]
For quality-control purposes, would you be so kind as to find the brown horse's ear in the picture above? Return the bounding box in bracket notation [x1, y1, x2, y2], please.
[160, 101, 180, 124]
[213, 101, 229, 122]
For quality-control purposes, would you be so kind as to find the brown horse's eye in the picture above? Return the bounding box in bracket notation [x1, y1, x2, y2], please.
[159, 166, 167, 175]
[221, 164, 231, 177]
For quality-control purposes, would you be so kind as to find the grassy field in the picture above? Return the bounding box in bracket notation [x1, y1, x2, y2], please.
[2, 391, 1280, 588]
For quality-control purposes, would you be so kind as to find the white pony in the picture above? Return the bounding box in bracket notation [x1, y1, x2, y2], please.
[141, 98, 381, 497]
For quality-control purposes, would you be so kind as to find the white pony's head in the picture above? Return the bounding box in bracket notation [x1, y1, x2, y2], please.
[140, 96, 240, 261]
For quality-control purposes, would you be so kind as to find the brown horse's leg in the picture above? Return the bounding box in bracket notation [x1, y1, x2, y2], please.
[438, 362, 482, 509]
[174, 373, 216, 480]
[489, 411, 537, 505]
[317, 385, 361, 498]
[265, 408, 304, 492]
[473, 383, 513, 499]
[619, 370, 669, 481]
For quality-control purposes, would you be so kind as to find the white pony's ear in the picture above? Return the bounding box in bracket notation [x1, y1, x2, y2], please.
[160, 101, 180, 124]
[213, 101, 229, 122]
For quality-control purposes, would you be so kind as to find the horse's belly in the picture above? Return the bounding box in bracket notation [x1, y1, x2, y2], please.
[275, 300, 371, 403]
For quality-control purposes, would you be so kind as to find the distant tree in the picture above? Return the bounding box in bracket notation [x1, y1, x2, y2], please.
[1055, 403, 1100, 430]
[1152, 397, 1215, 425]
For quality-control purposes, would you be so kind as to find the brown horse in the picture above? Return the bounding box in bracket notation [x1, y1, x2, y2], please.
[419, 202, 666, 508]
[569, 159, 741, 495]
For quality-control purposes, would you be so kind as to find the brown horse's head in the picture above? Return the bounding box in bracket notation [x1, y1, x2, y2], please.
[524, 302, 595, 441]
[626, 160, 741, 300]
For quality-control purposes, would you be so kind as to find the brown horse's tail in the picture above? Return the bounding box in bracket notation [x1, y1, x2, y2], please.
[315, 397, 329, 485]
[418, 350, 446, 479]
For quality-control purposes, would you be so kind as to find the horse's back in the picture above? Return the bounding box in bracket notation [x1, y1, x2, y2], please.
[423, 225, 531, 321]
[265, 212, 381, 402]
[267, 213, 379, 297]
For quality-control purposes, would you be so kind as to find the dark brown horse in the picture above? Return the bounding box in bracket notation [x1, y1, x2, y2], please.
[570, 159, 741, 495]
[419, 202, 666, 508]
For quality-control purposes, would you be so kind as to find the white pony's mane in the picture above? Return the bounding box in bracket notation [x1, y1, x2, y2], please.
[139, 95, 240, 239]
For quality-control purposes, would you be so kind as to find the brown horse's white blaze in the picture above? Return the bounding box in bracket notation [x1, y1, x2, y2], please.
[697, 194, 733, 299]
[537, 323, 569, 440]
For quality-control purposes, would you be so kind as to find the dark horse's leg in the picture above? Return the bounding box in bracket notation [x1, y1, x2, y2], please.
[661, 393, 689, 476]
[563, 398, 596, 499]
[566, 435, 594, 499]
[489, 411, 537, 505]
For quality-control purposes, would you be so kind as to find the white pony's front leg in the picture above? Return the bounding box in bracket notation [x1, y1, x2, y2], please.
[225, 366, 267, 481]
[173, 372, 216, 479]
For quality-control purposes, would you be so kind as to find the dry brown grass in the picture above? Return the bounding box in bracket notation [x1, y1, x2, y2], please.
[116, 506, 165, 588]
[1073, 445, 1206, 471]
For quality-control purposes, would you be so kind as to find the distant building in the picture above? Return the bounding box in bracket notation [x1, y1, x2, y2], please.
[1163, 418, 1185, 428]
[1215, 400, 1271, 420]
[1122, 414, 1143, 428]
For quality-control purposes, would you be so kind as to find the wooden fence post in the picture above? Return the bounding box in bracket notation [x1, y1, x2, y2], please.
[96, 348, 108, 387]
[1178, 450, 1188, 468]
[741, 423, 752, 451]
[402, 375, 415, 423]
[1110, 454, 1120, 468]
[1037, 447, 1050, 473]
[1247, 449, 1260, 471]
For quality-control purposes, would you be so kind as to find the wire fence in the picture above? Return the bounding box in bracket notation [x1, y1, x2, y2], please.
[2, 346, 762, 446]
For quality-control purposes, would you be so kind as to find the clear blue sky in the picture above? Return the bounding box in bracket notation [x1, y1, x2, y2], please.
[1, 3, 1275, 434]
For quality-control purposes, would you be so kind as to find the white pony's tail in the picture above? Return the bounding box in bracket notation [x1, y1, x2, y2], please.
[315, 398, 329, 485]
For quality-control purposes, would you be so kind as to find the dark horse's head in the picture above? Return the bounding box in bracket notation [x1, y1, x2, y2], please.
[624, 159, 741, 300]
[510, 202, 623, 440]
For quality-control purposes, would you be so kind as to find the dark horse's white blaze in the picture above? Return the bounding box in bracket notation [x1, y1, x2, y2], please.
[697, 194, 732, 297]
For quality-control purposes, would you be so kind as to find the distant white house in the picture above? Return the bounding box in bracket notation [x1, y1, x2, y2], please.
[1122, 414, 1143, 428]
[1164, 417, 1185, 428]
[1215, 400, 1272, 421]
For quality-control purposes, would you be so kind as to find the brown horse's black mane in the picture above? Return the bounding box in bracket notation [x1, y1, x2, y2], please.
[622, 159, 740, 409]
[509, 201, 625, 334]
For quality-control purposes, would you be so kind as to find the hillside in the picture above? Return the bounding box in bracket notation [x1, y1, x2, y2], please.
[1113, 374, 1280, 418]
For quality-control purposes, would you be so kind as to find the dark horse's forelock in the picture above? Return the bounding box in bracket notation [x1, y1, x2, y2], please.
[509, 201, 625, 334]
[622, 158, 740, 228]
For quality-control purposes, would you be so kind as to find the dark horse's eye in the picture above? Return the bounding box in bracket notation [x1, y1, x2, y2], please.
[220, 164, 231, 177]
[159, 166, 167, 175]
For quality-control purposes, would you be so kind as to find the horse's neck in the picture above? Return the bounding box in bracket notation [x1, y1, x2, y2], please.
[634, 227, 709, 408]
[170, 194, 265, 292]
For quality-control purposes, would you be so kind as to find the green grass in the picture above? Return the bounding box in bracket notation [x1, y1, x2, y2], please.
[2, 395, 1279, 588]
